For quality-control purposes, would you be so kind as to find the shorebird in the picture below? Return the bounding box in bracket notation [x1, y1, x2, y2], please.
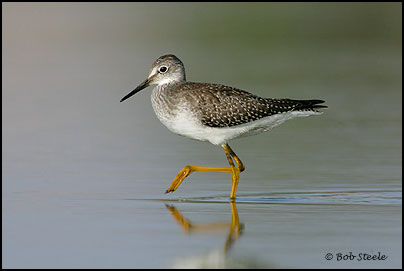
[120, 54, 327, 199]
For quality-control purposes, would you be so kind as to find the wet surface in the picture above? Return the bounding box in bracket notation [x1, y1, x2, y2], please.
[3, 3, 402, 268]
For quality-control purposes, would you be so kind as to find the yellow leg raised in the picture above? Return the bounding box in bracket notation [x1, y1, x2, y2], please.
[165, 165, 233, 194]
[165, 144, 245, 199]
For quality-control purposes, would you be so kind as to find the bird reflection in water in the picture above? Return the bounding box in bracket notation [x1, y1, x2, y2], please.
[166, 202, 272, 268]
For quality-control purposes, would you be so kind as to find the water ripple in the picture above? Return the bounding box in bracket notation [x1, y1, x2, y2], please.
[158, 189, 402, 205]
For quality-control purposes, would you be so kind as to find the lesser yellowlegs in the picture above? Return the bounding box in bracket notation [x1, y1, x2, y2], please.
[120, 54, 327, 199]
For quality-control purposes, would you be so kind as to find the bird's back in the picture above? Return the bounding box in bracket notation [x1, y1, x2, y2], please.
[162, 82, 326, 128]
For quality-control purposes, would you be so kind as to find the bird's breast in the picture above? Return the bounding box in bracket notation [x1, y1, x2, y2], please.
[151, 86, 202, 137]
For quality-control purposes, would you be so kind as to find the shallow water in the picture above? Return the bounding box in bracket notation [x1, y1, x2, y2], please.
[3, 3, 402, 268]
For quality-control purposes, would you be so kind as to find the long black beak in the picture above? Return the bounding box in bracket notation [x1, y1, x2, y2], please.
[120, 78, 150, 103]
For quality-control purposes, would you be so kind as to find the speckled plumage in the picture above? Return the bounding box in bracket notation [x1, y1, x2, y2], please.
[155, 81, 326, 128]
[123, 54, 327, 145]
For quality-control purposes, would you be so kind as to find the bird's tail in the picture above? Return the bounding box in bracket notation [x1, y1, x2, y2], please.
[291, 99, 328, 111]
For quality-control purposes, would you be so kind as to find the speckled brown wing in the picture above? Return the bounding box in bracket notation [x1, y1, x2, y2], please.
[176, 82, 326, 128]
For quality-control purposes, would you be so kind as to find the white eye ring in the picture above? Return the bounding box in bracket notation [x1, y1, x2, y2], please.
[159, 66, 168, 73]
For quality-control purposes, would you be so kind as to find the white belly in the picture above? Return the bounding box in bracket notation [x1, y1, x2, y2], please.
[152, 105, 322, 146]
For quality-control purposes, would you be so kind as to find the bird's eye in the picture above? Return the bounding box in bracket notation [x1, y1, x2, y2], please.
[159, 66, 168, 73]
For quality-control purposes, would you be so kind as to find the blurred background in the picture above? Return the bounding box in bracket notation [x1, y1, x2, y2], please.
[3, 3, 402, 268]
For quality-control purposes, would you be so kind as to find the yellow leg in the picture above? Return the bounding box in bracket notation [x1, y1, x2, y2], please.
[165, 165, 233, 194]
[223, 144, 245, 199]
[226, 145, 245, 173]
[165, 144, 245, 199]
